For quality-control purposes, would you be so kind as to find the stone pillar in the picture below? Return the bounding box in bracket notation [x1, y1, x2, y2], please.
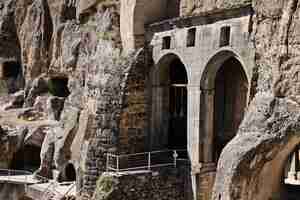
[202, 89, 215, 163]
[288, 149, 299, 180]
[187, 85, 201, 164]
[187, 85, 201, 200]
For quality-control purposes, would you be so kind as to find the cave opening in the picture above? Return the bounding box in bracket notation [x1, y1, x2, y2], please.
[2, 61, 21, 79]
[11, 145, 41, 172]
[213, 57, 248, 162]
[48, 77, 70, 97]
[64, 163, 76, 182]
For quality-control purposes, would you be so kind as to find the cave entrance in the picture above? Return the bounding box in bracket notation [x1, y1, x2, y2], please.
[64, 163, 76, 182]
[151, 54, 188, 151]
[48, 77, 70, 97]
[2, 61, 21, 79]
[213, 57, 248, 161]
[0, 61, 23, 93]
[11, 145, 41, 172]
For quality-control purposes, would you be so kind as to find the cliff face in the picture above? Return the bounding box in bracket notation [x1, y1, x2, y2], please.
[2, 0, 300, 199]
[212, 0, 300, 200]
[1, 0, 148, 198]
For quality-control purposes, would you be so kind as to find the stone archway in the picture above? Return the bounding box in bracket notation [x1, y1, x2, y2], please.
[151, 53, 188, 150]
[200, 51, 249, 163]
[197, 51, 249, 200]
[213, 57, 248, 161]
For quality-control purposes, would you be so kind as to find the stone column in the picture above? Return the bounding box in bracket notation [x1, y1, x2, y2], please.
[202, 89, 215, 163]
[288, 149, 299, 180]
[187, 85, 201, 200]
[187, 85, 201, 164]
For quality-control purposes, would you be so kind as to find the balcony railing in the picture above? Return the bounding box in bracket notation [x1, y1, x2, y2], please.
[106, 149, 189, 172]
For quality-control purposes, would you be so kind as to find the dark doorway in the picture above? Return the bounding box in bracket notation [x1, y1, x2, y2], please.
[213, 57, 248, 161]
[11, 145, 41, 172]
[2, 61, 21, 78]
[64, 163, 76, 182]
[168, 59, 188, 150]
[48, 77, 70, 97]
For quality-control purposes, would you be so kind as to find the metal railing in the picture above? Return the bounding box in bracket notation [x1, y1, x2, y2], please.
[0, 169, 75, 200]
[106, 149, 188, 172]
[0, 169, 36, 184]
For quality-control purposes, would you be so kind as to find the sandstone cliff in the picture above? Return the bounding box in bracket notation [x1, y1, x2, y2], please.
[2, 0, 300, 200]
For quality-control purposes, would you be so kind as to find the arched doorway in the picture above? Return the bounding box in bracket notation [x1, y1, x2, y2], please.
[201, 52, 249, 163]
[151, 54, 188, 150]
[213, 57, 248, 161]
[198, 52, 249, 200]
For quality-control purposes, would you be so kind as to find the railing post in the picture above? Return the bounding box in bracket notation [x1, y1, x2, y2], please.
[116, 155, 119, 172]
[173, 150, 178, 168]
[106, 153, 109, 172]
[148, 152, 151, 170]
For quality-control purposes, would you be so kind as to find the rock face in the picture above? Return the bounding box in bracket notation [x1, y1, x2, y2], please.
[2, 0, 300, 200]
[212, 0, 300, 200]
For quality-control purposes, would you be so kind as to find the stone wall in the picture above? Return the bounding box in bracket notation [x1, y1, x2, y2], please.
[92, 169, 192, 200]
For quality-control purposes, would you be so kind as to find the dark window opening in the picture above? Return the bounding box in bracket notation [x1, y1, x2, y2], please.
[48, 77, 70, 97]
[11, 145, 41, 172]
[162, 36, 171, 50]
[2, 61, 21, 78]
[187, 28, 196, 47]
[214, 57, 248, 161]
[64, 163, 76, 182]
[220, 26, 231, 47]
[168, 59, 188, 150]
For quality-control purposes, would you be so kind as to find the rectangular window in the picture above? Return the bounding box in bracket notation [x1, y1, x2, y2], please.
[187, 28, 196, 47]
[220, 26, 231, 47]
[162, 36, 171, 49]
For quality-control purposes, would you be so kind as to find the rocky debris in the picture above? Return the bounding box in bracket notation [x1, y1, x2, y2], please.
[3, 90, 25, 110]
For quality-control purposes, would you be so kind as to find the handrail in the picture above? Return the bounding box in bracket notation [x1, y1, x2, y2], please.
[106, 149, 189, 172]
